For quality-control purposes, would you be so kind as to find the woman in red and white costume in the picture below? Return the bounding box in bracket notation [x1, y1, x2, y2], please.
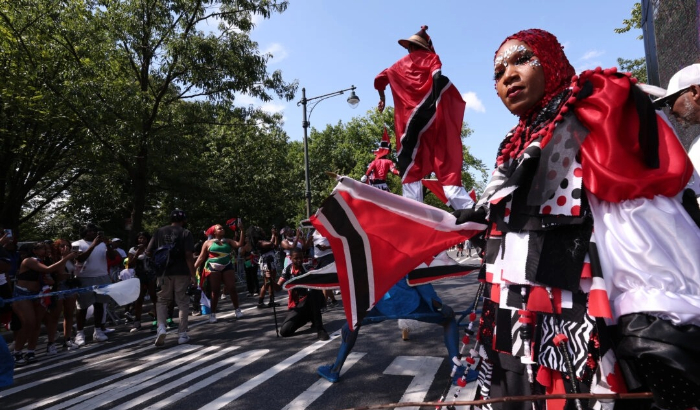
[454, 29, 700, 410]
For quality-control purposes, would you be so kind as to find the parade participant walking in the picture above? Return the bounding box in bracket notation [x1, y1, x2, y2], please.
[375, 25, 473, 210]
[194, 223, 245, 323]
[454, 29, 700, 410]
[148, 209, 196, 347]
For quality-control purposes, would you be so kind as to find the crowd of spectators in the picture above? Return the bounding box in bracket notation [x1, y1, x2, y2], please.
[0, 211, 340, 368]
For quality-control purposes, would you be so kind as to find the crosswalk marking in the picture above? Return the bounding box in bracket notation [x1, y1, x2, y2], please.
[16, 344, 200, 410]
[65, 345, 233, 410]
[282, 352, 366, 410]
[198, 332, 339, 410]
[142, 349, 268, 410]
[384, 356, 443, 410]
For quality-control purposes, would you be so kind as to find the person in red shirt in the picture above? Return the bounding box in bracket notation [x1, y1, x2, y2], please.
[361, 127, 399, 191]
[276, 249, 329, 340]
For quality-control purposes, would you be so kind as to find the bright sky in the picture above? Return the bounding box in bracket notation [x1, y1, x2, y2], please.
[238, 1, 644, 174]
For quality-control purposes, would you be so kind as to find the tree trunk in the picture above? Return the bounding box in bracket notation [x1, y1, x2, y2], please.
[129, 145, 148, 245]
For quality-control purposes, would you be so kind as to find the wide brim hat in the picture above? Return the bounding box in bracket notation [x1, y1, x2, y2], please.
[398, 35, 431, 51]
[653, 64, 700, 107]
[398, 25, 433, 52]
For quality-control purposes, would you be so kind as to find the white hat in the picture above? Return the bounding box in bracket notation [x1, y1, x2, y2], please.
[654, 64, 700, 107]
[112, 237, 122, 242]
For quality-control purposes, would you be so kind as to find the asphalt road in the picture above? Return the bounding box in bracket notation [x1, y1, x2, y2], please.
[1, 251, 482, 410]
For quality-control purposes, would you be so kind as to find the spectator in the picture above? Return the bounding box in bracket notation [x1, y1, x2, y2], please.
[127, 231, 158, 332]
[194, 223, 245, 323]
[110, 238, 127, 259]
[276, 248, 329, 340]
[73, 224, 117, 346]
[239, 241, 260, 298]
[44, 239, 80, 353]
[247, 226, 280, 308]
[0, 228, 13, 330]
[147, 209, 196, 347]
[280, 226, 304, 270]
[456, 241, 464, 257]
[12, 242, 75, 365]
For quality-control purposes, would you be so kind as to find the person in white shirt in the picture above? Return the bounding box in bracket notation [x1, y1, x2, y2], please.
[72, 223, 118, 346]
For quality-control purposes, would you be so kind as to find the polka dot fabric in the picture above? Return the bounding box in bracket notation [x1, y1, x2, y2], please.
[539, 156, 583, 216]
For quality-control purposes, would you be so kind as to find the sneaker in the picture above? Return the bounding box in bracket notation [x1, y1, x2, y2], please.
[102, 328, 115, 334]
[93, 328, 108, 342]
[256, 302, 265, 309]
[74, 331, 86, 346]
[166, 318, 177, 329]
[208, 313, 217, 323]
[24, 351, 36, 363]
[63, 340, 80, 350]
[46, 343, 58, 355]
[130, 324, 142, 333]
[192, 310, 202, 316]
[154, 326, 167, 347]
[177, 333, 190, 345]
[13, 352, 27, 367]
[317, 364, 339, 383]
[317, 328, 330, 341]
[234, 308, 243, 318]
[150, 321, 157, 333]
[402, 328, 410, 341]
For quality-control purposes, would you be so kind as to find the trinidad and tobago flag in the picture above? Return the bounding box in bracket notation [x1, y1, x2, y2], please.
[309, 175, 485, 330]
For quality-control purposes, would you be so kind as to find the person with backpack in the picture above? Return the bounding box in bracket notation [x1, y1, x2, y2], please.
[147, 209, 196, 347]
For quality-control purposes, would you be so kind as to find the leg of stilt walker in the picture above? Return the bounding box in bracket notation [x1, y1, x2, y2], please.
[317, 323, 360, 383]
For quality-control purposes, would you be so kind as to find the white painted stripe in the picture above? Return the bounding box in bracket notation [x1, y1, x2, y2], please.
[15, 344, 199, 410]
[143, 349, 268, 410]
[66, 345, 226, 410]
[198, 331, 339, 410]
[383, 356, 443, 410]
[281, 352, 366, 410]
[1, 343, 191, 399]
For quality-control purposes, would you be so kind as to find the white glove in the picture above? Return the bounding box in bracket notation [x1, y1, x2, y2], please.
[360, 175, 367, 183]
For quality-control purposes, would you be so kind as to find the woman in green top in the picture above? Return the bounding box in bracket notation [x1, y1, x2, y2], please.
[194, 223, 245, 323]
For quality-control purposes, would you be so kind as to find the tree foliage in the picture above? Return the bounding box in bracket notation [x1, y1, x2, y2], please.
[3, 0, 491, 245]
[615, 2, 648, 83]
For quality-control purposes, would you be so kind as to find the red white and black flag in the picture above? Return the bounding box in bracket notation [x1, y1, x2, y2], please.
[310, 176, 485, 330]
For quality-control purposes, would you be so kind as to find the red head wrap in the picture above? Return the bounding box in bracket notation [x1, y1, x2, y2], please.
[495, 29, 575, 117]
[494, 29, 575, 165]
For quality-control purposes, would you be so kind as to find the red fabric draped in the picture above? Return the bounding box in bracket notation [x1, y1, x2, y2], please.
[575, 73, 693, 202]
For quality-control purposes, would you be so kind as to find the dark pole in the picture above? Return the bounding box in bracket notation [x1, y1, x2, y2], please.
[301, 88, 311, 218]
[298, 85, 359, 219]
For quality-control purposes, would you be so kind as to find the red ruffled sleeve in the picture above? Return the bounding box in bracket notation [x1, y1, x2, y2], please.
[573, 72, 693, 202]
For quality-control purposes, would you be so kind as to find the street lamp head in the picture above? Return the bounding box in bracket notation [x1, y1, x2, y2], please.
[347, 87, 360, 109]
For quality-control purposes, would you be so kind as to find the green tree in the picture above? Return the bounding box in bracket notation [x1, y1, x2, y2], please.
[10, 0, 297, 243]
[0, 1, 96, 235]
[615, 2, 647, 83]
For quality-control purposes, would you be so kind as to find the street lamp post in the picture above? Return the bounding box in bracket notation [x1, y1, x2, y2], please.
[298, 85, 360, 218]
